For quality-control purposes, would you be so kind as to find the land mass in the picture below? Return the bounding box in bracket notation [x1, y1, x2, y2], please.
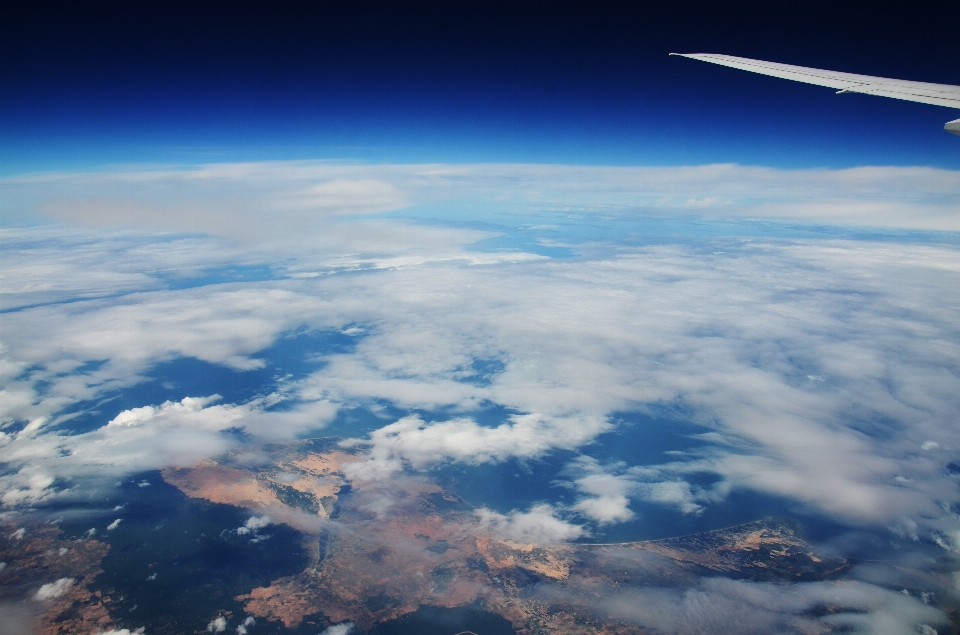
[161, 439, 849, 634]
[0, 522, 114, 635]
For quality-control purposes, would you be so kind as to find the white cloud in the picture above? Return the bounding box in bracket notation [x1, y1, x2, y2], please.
[319, 623, 354, 635]
[207, 616, 227, 633]
[106, 519, 121, 531]
[4, 160, 960, 630]
[342, 414, 608, 482]
[566, 458, 718, 521]
[236, 515, 271, 535]
[568, 460, 635, 524]
[0, 394, 337, 509]
[588, 578, 948, 635]
[2, 237, 957, 543]
[1, 162, 959, 556]
[0, 227, 250, 311]
[573, 490, 634, 524]
[2, 286, 325, 375]
[34, 577, 73, 601]
[318, 239, 959, 529]
[108, 396, 226, 428]
[633, 480, 705, 515]
[6, 162, 959, 233]
[17, 170, 408, 250]
[4, 233, 960, 535]
[475, 504, 584, 544]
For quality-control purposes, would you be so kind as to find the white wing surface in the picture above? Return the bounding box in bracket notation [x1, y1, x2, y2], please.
[671, 53, 960, 135]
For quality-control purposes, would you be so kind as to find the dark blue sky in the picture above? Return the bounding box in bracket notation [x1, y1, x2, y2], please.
[2, 0, 958, 173]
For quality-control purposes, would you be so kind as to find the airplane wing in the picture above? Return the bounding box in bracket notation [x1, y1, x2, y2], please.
[671, 53, 960, 135]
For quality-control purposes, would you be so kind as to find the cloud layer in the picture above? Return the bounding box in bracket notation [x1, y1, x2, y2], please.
[5, 162, 960, 236]
[2, 224, 959, 534]
[1, 161, 959, 629]
[544, 577, 948, 635]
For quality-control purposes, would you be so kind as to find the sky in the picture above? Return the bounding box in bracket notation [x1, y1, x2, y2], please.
[2, 2, 960, 634]
[2, 0, 959, 172]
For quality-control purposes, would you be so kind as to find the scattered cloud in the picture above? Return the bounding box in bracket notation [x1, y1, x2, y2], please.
[34, 577, 74, 601]
[2, 232, 959, 541]
[207, 616, 227, 633]
[342, 414, 608, 482]
[475, 504, 585, 544]
[632, 479, 706, 515]
[0, 394, 337, 509]
[567, 459, 636, 524]
[319, 623, 354, 635]
[236, 515, 272, 535]
[1, 161, 959, 601]
[577, 578, 949, 635]
[566, 457, 723, 520]
[106, 519, 121, 531]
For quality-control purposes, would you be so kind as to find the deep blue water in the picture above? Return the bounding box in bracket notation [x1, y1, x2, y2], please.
[52, 328, 361, 436]
[58, 473, 318, 635]
[367, 603, 516, 635]
[49, 469, 516, 635]
[428, 410, 838, 542]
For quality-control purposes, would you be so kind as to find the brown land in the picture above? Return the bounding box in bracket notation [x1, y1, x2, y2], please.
[161, 442, 847, 634]
[162, 462, 283, 510]
[0, 523, 115, 635]
[161, 445, 358, 533]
